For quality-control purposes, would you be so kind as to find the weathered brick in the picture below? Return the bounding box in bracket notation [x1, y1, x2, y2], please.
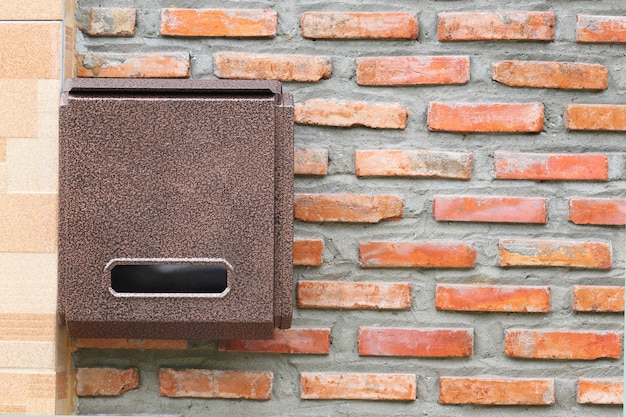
[505, 329, 622, 360]
[355, 150, 472, 179]
[88, 8, 136, 36]
[294, 148, 328, 176]
[293, 238, 324, 267]
[356, 56, 470, 86]
[577, 378, 623, 404]
[498, 239, 612, 270]
[297, 281, 412, 310]
[436, 284, 550, 313]
[577, 15, 626, 43]
[76, 368, 139, 397]
[438, 11, 555, 41]
[428, 102, 544, 133]
[295, 99, 408, 129]
[301, 12, 418, 39]
[213, 52, 331, 82]
[358, 327, 473, 357]
[492, 60, 607, 90]
[295, 194, 403, 223]
[77, 52, 190, 78]
[218, 328, 330, 354]
[160, 9, 276, 37]
[494, 152, 609, 181]
[569, 198, 626, 225]
[566, 104, 626, 131]
[300, 372, 416, 401]
[439, 377, 555, 405]
[74, 338, 188, 350]
[573, 285, 624, 313]
[433, 195, 547, 223]
[159, 369, 273, 400]
[359, 241, 477, 269]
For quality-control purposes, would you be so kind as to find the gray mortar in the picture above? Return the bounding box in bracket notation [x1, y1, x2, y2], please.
[73, 0, 623, 416]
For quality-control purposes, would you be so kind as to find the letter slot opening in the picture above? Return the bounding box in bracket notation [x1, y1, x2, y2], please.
[110, 264, 228, 294]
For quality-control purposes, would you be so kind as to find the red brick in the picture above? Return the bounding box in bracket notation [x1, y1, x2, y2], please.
[160, 9, 276, 37]
[433, 195, 547, 223]
[294, 148, 328, 176]
[74, 338, 188, 350]
[577, 15, 626, 43]
[577, 378, 624, 404]
[218, 328, 330, 354]
[438, 11, 555, 41]
[76, 368, 139, 397]
[295, 99, 408, 129]
[492, 60, 607, 90]
[439, 377, 555, 405]
[428, 102, 544, 133]
[358, 327, 473, 357]
[300, 372, 416, 401]
[573, 285, 624, 313]
[359, 241, 477, 269]
[293, 238, 324, 266]
[77, 52, 190, 78]
[494, 152, 609, 181]
[159, 369, 272, 400]
[301, 12, 418, 39]
[356, 56, 470, 86]
[355, 150, 472, 179]
[297, 281, 412, 310]
[88, 8, 136, 36]
[498, 239, 612, 270]
[566, 104, 626, 131]
[436, 284, 550, 313]
[505, 329, 622, 360]
[569, 198, 626, 225]
[213, 52, 331, 82]
[295, 194, 403, 223]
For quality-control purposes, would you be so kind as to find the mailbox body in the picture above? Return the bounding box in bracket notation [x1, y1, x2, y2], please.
[58, 79, 293, 339]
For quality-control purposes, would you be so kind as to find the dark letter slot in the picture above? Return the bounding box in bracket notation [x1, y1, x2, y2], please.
[111, 264, 228, 294]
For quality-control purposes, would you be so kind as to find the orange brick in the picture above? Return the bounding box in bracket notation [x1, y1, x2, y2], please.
[498, 239, 612, 270]
[294, 148, 328, 176]
[301, 12, 418, 39]
[494, 152, 608, 181]
[359, 241, 477, 269]
[569, 198, 626, 225]
[436, 284, 550, 313]
[573, 285, 624, 313]
[566, 104, 626, 131]
[356, 56, 469, 86]
[295, 194, 403, 223]
[76, 368, 139, 397]
[159, 369, 273, 400]
[428, 102, 544, 133]
[294, 238, 324, 266]
[74, 338, 188, 350]
[577, 378, 624, 404]
[300, 372, 416, 401]
[297, 281, 412, 310]
[433, 195, 547, 223]
[505, 329, 622, 360]
[213, 52, 331, 82]
[218, 328, 330, 354]
[160, 9, 276, 37]
[359, 327, 473, 357]
[439, 377, 555, 405]
[577, 15, 626, 43]
[355, 150, 472, 179]
[88, 8, 136, 36]
[439, 11, 555, 41]
[77, 52, 190, 78]
[492, 60, 607, 90]
[295, 99, 408, 129]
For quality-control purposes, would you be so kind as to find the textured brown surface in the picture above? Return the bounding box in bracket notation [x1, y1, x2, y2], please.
[59, 78, 293, 339]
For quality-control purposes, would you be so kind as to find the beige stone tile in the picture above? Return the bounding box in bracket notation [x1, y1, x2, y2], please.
[0, 371, 56, 414]
[0, 22, 62, 79]
[0, 0, 62, 20]
[0, 312, 56, 342]
[0, 80, 38, 138]
[6, 138, 58, 192]
[0, 341, 55, 368]
[0, 193, 57, 252]
[0, 138, 5, 162]
[0, 253, 57, 314]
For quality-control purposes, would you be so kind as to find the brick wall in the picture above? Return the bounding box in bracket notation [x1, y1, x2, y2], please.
[73, 1, 623, 416]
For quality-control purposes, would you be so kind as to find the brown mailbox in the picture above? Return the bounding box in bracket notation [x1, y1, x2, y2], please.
[58, 78, 293, 340]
